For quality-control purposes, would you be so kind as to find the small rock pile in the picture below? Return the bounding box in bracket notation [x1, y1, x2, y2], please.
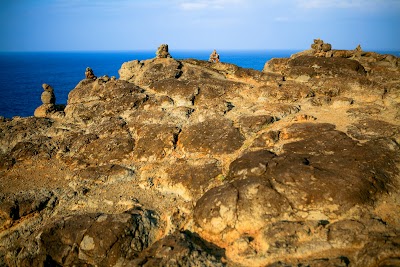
[311, 38, 332, 56]
[156, 44, 172, 58]
[209, 49, 220, 63]
[34, 83, 56, 118]
[310, 39, 365, 59]
[41, 83, 56, 105]
[306, 39, 398, 68]
[85, 67, 97, 80]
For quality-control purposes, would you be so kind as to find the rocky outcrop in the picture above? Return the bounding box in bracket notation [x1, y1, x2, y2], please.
[276, 39, 399, 71]
[1, 43, 399, 266]
[11, 208, 160, 266]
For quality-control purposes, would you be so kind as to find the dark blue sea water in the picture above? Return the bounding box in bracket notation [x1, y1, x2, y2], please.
[0, 50, 398, 118]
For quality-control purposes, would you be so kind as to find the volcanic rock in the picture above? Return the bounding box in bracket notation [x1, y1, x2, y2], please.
[130, 230, 226, 266]
[17, 208, 159, 266]
[1, 42, 399, 266]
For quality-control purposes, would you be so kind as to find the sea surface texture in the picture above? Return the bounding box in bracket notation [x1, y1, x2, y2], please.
[0, 50, 298, 118]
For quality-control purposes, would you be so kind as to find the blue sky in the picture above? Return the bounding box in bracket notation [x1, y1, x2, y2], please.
[1, 0, 399, 51]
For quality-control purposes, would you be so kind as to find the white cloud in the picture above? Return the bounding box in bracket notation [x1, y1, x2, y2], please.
[274, 16, 290, 22]
[296, 0, 363, 9]
[295, 0, 400, 9]
[179, 0, 244, 10]
[180, 2, 208, 10]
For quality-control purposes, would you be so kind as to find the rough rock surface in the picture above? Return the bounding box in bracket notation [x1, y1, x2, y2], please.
[1, 42, 400, 266]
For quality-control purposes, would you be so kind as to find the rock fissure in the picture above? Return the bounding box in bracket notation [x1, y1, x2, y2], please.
[172, 128, 182, 150]
[231, 183, 241, 230]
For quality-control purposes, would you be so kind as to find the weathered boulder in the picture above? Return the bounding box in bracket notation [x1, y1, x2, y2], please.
[133, 124, 181, 161]
[194, 176, 293, 238]
[33, 104, 55, 118]
[149, 78, 200, 106]
[58, 117, 135, 167]
[0, 117, 54, 157]
[64, 78, 148, 123]
[119, 58, 182, 86]
[0, 189, 54, 229]
[193, 123, 399, 265]
[13, 208, 160, 266]
[237, 115, 275, 135]
[286, 55, 366, 78]
[227, 149, 276, 179]
[130, 231, 226, 266]
[156, 159, 222, 201]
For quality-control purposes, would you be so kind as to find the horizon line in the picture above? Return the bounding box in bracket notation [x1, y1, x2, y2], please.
[1, 47, 400, 53]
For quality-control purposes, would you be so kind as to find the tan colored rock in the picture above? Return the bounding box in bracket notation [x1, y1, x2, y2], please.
[34, 83, 56, 118]
[1, 42, 400, 267]
[119, 57, 182, 86]
[311, 38, 332, 56]
[64, 78, 148, 123]
[133, 124, 181, 161]
[129, 231, 226, 266]
[209, 49, 220, 63]
[34, 104, 55, 118]
[19, 209, 160, 266]
[85, 67, 97, 80]
[33, 83, 66, 118]
[178, 117, 245, 155]
[263, 57, 290, 73]
[40, 83, 55, 104]
[155, 44, 172, 58]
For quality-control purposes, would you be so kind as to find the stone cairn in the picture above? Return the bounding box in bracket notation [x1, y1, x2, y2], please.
[156, 44, 172, 58]
[311, 39, 332, 56]
[85, 67, 97, 80]
[34, 83, 56, 118]
[310, 39, 365, 58]
[41, 83, 56, 105]
[208, 49, 220, 63]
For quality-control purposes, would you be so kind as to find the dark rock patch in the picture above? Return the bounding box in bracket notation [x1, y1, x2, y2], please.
[130, 230, 226, 266]
[16, 208, 159, 267]
[134, 124, 181, 161]
[238, 115, 276, 135]
[287, 56, 366, 78]
[179, 118, 245, 155]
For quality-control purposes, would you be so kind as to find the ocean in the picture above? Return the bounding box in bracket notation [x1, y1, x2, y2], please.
[0, 50, 398, 118]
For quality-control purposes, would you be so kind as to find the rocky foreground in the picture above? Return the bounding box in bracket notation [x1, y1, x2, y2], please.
[0, 41, 399, 266]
